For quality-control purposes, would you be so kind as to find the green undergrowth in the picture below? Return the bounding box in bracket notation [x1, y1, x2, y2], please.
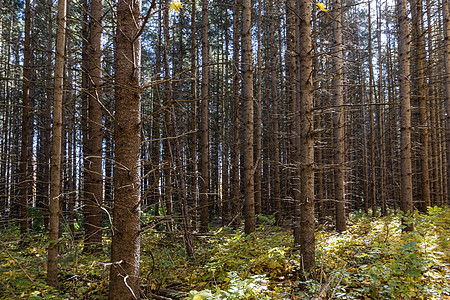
[0, 207, 449, 299]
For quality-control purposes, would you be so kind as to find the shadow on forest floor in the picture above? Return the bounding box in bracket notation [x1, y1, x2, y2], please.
[0, 207, 449, 299]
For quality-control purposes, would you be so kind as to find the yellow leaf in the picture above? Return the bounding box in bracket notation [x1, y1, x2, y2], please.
[316, 2, 328, 12]
[169, 1, 182, 12]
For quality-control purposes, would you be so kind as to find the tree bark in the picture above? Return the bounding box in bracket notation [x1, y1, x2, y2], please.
[254, 0, 262, 216]
[47, 0, 67, 287]
[443, 0, 450, 206]
[108, 0, 141, 296]
[268, 0, 281, 225]
[411, 0, 430, 211]
[295, 0, 315, 272]
[333, 0, 346, 232]
[231, 0, 241, 228]
[242, 0, 255, 234]
[84, 0, 104, 253]
[200, 0, 210, 232]
[20, 0, 32, 237]
[397, 0, 414, 230]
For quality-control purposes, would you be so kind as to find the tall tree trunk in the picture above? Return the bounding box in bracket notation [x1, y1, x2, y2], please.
[200, 0, 210, 232]
[231, 0, 241, 228]
[397, 0, 414, 230]
[411, 0, 430, 211]
[443, 0, 450, 206]
[190, 0, 198, 230]
[286, 0, 296, 228]
[20, 0, 32, 237]
[108, 0, 141, 296]
[269, 0, 281, 225]
[368, 0, 377, 217]
[47, 0, 67, 287]
[84, 0, 104, 253]
[242, 0, 255, 234]
[163, 0, 174, 232]
[254, 0, 262, 216]
[296, 0, 315, 272]
[333, 0, 346, 232]
[377, 0, 387, 216]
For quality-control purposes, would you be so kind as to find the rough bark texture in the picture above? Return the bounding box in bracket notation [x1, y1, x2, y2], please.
[84, 0, 104, 252]
[411, 0, 430, 211]
[20, 0, 31, 237]
[333, 0, 346, 232]
[108, 0, 141, 296]
[368, 1, 377, 217]
[286, 0, 296, 229]
[269, 0, 281, 225]
[47, 0, 66, 286]
[200, 0, 210, 232]
[231, 0, 241, 228]
[254, 0, 262, 215]
[296, 0, 315, 272]
[397, 0, 414, 229]
[443, 0, 450, 206]
[242, 0, 255, 234]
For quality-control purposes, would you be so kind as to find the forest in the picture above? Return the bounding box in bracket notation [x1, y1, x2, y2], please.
[0, 0, 449, 298]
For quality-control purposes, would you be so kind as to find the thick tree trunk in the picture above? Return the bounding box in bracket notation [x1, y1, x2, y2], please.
[47, 0, 66, 286]
[84, 0, 104, 253]
[397, 0, 414, 230]
[242, 0, 255, 234]
[296, 0, 315, 272]
[108, 0, 141, 296]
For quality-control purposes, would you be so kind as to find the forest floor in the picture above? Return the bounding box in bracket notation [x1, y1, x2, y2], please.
[0, 207, 449, 299]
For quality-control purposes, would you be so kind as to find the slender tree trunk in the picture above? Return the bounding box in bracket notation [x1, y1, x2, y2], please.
[200, 0, 210, 232]
[163, 0, 174, 232]
[377, 0, 387, 216]
[296, 0, 315, 272]
[269, 0, 281, 225]
[190, 0, 198, 230]
[108, 0, 141, 296]
[368, 0, 377, 217]
[47, 0, 67, 287]
[222, 15, 230, 225]
[242, 0, 255, 234]
[231, 0, 241, 228]
[286, 0, 296, 228]
[411, 0, 430, 211]
[20, 0, 32, 237]
[254, 0, 262, 216]
[397, 0, 414, 230]
[84, 0, 104, 253]
[333, 0, 346, 232]
[443, 0, 450, 205]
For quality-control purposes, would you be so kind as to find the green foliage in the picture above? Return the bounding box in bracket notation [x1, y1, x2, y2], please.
[1, 208, 449, 299]
[187, 272, 273, 300]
